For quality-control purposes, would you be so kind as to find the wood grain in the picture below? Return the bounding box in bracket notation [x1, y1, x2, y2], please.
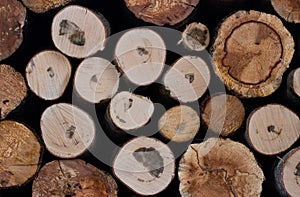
[271, 0, 300, 23]
[182, 22, 210, 51]
[22, 0, 71, 13]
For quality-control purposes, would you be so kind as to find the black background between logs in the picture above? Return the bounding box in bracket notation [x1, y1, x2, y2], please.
[1, 0, 300, 196]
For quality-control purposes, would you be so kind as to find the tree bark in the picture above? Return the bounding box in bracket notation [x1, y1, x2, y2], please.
[22, 0, 71, 13]
[182, 22, 210, 51]
[271, 0, 300, 23]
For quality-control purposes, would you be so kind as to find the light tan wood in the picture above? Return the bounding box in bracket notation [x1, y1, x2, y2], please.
[247, 104, 300, 155]
[0, 0, 26, 61]
[182, 22, 210, 51]
[113, 136, 175, 195]
[163, 56, 210, 103]
[212, 10, 294, 98]
[52, 5, 109, 58]
[201, 93, 245, 136]
[74, 57, 120, 103]
[22, 0, 71, 13]
[115, 28, 166, 86]
[0, 64, 27, 119]
[0, 120, 42, 188]
[292, 68, 300, 97]
[178, 138, 264, 197]
[158, 105, 200, 142]
[275, 147, 300, 197]
[271, 0, 300, 23]
[40, 103, 95, 158]
[108, 91, 154, 131]
[26, 50, 71, 100]
[33, 159, 118, 197]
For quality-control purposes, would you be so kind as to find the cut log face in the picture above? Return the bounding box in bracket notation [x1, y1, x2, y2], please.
[212, 10, 294, 98]
[178, 138, 264, 197]
[40, 103, 95, 158]
[113, 136, 175, 195]
[0, 64, 27, 120]
[108, 91, 154, 131]
[182, 22, 210, 51]
[246, 104, 300, 155]
[163, 56, 210, 103]
[124, 0, 199, 26]
[275, 147, 300, 197]
[292, 68, 300, 98]
[158, 105, 200, 142]
[115, 28, 166, 86]
[26, 50, 72, 100]
[52, 5, 109, 58]
[22, 0, 71, 13]
[32, 159, 118, 197]
[0, 120, 42, 188]
[74, 57, 120, 103]
[201, 93, 245, 136]
[0, 0, 26, 61]
[271, 0, 300, 23]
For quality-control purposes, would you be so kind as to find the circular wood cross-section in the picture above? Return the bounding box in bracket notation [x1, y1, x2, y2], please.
[108, 91, 154, 131]
[246, 104, 300, 155]
[163, 56, 210, 103]
[26, 50, 72, 100]
[124, 0, 199, 26]
[32, 159, 118, 197]
[290, 68, 300, 98]
[271, 0, 300, 23]
[212, 10, 294, 98]
[113, 136, 175, 195]
[22, 0, 71, 13]
[201, 93, 245, 136]
[275, 147, 300, 197]
[52, 5, 109, 58]
[178, 138, 264, 197]
[0, 120, 42, 188]
[40, 103, 95, 158]
[115, 28, 166, 86]
[158, 105, 200, 142]
[182, 22, 210, 51]
[74, 57, 120, 103]
[0, 0, 26, 61]
[0, 64, 27, 120]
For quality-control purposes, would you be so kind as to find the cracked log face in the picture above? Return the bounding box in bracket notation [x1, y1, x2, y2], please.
[124, 0, 199, 26]
[32, 159, 118, 197]
[178, 138, 264, 197]
[0, 0, 26, 61]
[40, 103, 95, 158]
[22, 0, 71, 13]
[113, 136, 175, 195]
[0, 120, 42, 188]
[246, 104, 300, 155]
[0, 65, 27, 120]
[275, 147, 300, 197]
[26, 50, 72, 100]
[271, 0, 300, 23]
[212, 10, 294, 98]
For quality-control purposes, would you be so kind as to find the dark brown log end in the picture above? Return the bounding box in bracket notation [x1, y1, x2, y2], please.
[22, 0, 71, 13]
[182, 22, 210, 51]
[212, 10, 294, 98]
[271, 0, 300, 23]
[178, 138, 264, 197]
[32, 159, 118, 197]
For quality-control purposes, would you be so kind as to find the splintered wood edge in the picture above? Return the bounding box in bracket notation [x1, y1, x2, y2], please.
[0, 64, 27, 120]
[158, 105, 200, 142]
[51, 5, 109, 58]
[163, 56, 210, 103]
[109, 91, 154, 131]
[271, 0, 300, 23]
[26, 50, 72, 101]
[115, 28, 166, 86]
[212, 10, 294, 98]
[274, 147, 300, 196]
[22, 0, 72, 13]
[182, 22, 210, 51]
[178, 138, 264, 197]
[292, 68, 300, 98]
[246, 104, 300, 155]
[32, 159, 118, 197]
[74, 57, 120, 103]
[112, 136, 175, 196]
[201, 93, 245, 136]
[40, 103, 96, 158]
[0, 120, 43, 188]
